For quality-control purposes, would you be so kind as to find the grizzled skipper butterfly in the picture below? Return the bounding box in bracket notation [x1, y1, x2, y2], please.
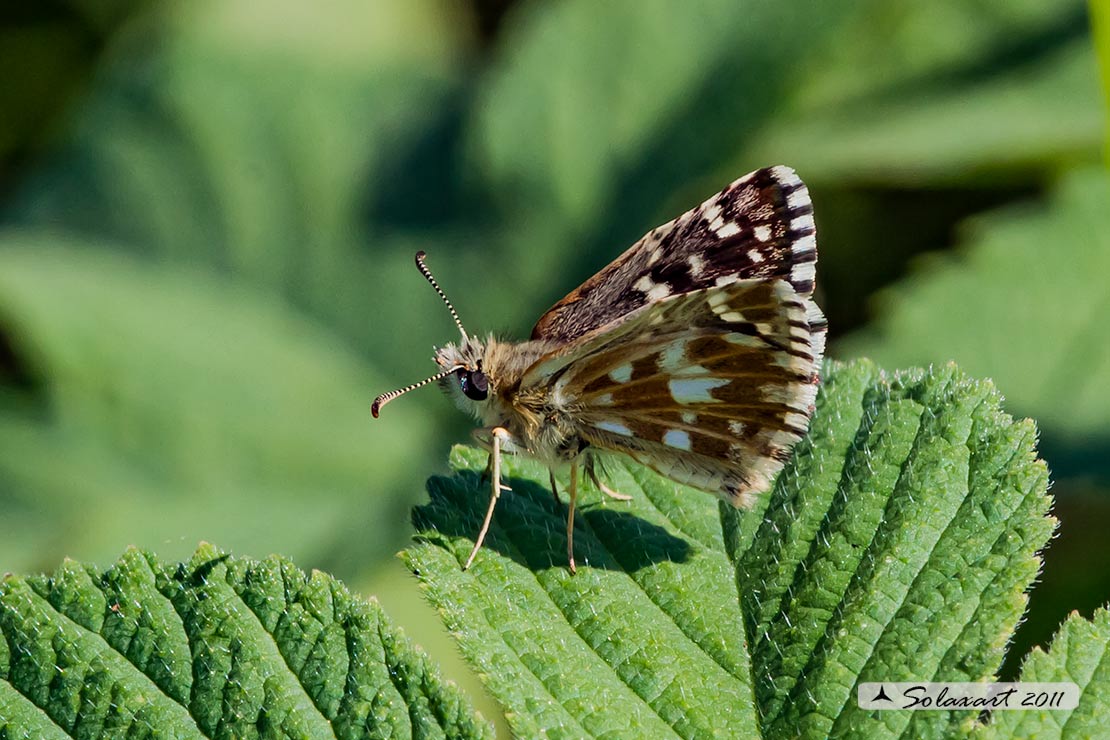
[373, 166, 826, 573]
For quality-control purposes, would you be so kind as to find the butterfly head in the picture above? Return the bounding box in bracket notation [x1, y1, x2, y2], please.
[432, 335, 498, 419]
[371, 251, 495, 419]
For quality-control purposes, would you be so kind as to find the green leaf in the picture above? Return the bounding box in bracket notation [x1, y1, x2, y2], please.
[0, 240, 432, 573]
[979, 608, 1110, 738]
[748, 38, 1104, 185]
[786, 0, 1087, 111]
[406, 448, 758, 738]
[839, 167, 1110, 445]
[466, 0, 858, 283]
[7, 0, 470, 358]
[739, 0, 1101, 185]
[1092, 0, 1110, 158]
[470, 0, 1094, 264]
[403, 360, 1054, 738]
[736, 364, 1053, 738]
[0, 543, 493, 739]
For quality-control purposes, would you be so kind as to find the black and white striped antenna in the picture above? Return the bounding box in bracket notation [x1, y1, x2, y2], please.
[371, 365, 461, 417]
[415, 251, 467, 338]
[371, 251, 469, 417]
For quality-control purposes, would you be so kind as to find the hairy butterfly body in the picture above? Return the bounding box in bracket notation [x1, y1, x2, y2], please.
[373, 166, 826, 572]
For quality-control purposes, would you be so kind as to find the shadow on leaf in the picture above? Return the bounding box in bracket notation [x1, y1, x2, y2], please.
[412, 470, 690, 572]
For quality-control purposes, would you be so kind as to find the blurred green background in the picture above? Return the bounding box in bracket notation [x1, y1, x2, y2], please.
[1, 0, 1108, 729]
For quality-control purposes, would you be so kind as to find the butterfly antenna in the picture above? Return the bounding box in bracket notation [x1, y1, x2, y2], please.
[372, 365, 462, 418]
[415, 251, 467, 338]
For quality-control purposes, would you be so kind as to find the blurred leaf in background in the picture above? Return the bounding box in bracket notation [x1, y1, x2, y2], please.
[0, 1, 157, 187]
[841, 168, 1110, 450]
[0, 241, 420, 572]
[1, 0, 1108, 733]
[0, 4, 480, 598]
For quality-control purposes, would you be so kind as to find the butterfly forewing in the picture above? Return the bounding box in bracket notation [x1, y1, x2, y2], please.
[531, 166, 823, 349]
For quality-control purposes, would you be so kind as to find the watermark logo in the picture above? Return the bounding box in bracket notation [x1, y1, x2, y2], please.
[858, 683, 1079, 711]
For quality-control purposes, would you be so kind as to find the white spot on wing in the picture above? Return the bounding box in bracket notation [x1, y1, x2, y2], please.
[663, 429, 692, 451]
[784, 411, 810, 430]
[609, 364, 633, 383]
[674, 364, 711, 376]
[761, 382, 807, 404]
[806, 300, 825, 325]
[597, 420, 633, 436]
[594, 393, 614, 405]
[669, 377, 729, 404]
[660, 341, 687, 371]
[714, 221, 741, 238]
[807, 300, 827, 360]
[793, 261, 816, 287]
[635, 272, 672, 301]
[792, 212, 815, 232]
[708, 292, 730, 308]
[724, 332, 766, 348]
[786, 188, 811, 211]
[681, 411, 697, 424]
[702, 203, 722, 225]
[766, 425, 802, 446]
[772, 352, 811, 371]
[792, 233, 817, 257]
[705, 203, 742, 237]
[753, 225, 772, 242]
[747, 249, 765, 263]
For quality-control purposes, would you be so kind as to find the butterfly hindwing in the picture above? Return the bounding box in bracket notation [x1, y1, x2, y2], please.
[523, 278, 822, 505]
[531, 165, 821, 345]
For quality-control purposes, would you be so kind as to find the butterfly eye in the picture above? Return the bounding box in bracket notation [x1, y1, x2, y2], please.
[458, 368, 489, 401]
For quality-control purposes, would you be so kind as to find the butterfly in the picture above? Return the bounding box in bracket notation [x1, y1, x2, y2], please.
[373, 166, 826, 573]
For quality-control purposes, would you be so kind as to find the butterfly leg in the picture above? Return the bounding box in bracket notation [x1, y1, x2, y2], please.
[566, 460, 579, 574]
[548, 469, 561, 505]
[585, 456, 633, 501]
[473, 428, 511, 492]
[464, 427, 511, 571]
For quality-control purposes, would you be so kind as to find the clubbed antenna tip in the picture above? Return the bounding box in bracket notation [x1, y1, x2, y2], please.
[371, 366, 461, 418]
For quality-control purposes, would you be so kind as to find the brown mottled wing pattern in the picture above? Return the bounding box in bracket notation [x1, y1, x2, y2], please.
[531, 165, 824, 352]
[523, 165, 825, 506]
[522, 279, 822, 506]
